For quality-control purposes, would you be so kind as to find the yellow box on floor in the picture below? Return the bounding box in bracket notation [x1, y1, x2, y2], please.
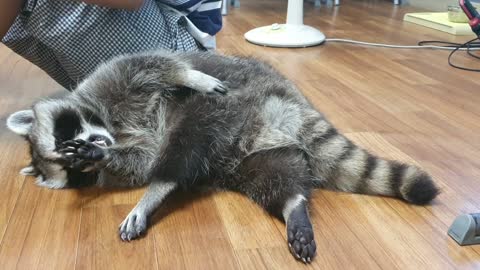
[404, 12, 476, 35]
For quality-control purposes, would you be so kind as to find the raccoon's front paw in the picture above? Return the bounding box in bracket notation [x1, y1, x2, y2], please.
[119, 209, 148, 241]
[287, 225, 316, 263]
[185, 70, 228, 95]
[59, 139, 105, 170]
[60, 139, 105, 160]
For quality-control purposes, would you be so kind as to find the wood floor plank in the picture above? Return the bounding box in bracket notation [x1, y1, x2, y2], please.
[79, 205, 158, 270]
[343, 132, 480, 268]
[0, 134, 28, 245]
[75, 207, 96, 270]
[234, 249, 268, 270]
[14, 187, 59, 270]
[256, 246, 320, 270]
[309, 196, 384, 270]
[36, 191, 83, 270]
[213, 192, 285, 251]
[0, 179, 44, 269]
[316, 191, 403, 270]
[152, 193, 239, 269]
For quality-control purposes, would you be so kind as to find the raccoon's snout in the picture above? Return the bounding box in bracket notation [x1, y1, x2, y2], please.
[88, 134, 112, 147]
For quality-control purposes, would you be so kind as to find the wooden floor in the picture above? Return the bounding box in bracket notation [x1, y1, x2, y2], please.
[1, 0, 480, 269]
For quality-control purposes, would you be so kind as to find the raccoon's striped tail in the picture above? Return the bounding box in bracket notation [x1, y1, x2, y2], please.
[306, 122, 438, 205]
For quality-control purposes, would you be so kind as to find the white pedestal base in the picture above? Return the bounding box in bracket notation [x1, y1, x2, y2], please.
[244, 24, 326, 48]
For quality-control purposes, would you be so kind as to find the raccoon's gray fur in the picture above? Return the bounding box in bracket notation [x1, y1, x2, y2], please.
[7, 51, 438, 263]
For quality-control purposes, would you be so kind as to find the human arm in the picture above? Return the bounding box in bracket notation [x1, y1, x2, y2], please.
[0, 0, 23, 39]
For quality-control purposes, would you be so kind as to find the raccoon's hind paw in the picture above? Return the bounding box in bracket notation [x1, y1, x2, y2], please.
[119, 209, 148, 241]
[184, 70, 228, 95]
[287, 225, 316, 263]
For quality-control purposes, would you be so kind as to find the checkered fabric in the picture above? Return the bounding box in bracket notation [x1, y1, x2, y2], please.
[2, 0, 208, 89]
[162, 0, 223, 35]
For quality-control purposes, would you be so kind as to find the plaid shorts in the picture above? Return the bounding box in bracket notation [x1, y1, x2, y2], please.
[2, 0, 202, 89]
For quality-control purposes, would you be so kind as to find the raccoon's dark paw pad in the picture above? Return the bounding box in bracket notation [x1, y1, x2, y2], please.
[287, 225, 316, 263]
[60, 139, 104, 161]
[119, 210, 148, 242]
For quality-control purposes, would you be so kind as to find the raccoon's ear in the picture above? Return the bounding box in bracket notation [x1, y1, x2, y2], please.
[20, 165, 36, 176]
[7, 110, 35, 136]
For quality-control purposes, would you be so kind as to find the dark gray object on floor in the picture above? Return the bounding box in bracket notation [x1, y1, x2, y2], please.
[448, 213, 480, 245]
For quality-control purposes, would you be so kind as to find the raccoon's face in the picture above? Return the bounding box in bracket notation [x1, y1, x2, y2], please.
[7, 100, 114, 189]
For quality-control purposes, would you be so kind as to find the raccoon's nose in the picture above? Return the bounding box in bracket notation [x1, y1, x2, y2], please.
[88, 135, 112, 147]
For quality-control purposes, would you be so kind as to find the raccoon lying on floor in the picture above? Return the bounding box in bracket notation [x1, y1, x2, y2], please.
[7, 51, 438, 263]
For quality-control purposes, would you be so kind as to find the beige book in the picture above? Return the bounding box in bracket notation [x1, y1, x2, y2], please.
[404, 12, 476, 36]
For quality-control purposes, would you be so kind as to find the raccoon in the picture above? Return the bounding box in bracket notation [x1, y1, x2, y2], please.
[7, 51, 439, 263]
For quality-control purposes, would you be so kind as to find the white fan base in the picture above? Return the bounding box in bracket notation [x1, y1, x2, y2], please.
[244, 24, 326, 48]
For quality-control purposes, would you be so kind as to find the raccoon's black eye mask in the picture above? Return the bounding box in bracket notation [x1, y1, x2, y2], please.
[52, 108, 83, 146]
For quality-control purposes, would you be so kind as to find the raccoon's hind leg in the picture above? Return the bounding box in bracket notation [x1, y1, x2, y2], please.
[113, 53, 228, 95]
[284, 194, 316, 263]
[119, 181, 177, 241]
[234, 147, 316, 263]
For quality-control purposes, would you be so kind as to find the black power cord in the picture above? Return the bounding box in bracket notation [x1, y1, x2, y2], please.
[419, 38, 480, 72]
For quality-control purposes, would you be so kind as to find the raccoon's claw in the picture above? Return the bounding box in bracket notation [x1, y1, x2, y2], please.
[212, 82, 228, 95]
[60, 139, 105, 161]
[202, 78, 228, 96]
[61, 139, 85, 147]
[287, 225, 316, 264]
[119, 210, 148, 242]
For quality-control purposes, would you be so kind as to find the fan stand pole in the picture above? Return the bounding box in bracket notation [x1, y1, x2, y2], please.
[244, 0, 326, 48]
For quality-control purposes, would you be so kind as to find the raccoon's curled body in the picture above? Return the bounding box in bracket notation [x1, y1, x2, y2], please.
[7, 51, 438, 263]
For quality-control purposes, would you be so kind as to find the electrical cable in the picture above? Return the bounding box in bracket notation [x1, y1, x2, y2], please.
[418, 40, 480, 47]
[325, 38, 480, 50]
[325, 38, 480, 72]
[417, 38, 480, 71]
[468, 48, 480, 60]
[447, 37, 480, 72]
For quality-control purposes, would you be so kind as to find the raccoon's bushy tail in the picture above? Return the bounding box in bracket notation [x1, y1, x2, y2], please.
[305, 120, 438, 205]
